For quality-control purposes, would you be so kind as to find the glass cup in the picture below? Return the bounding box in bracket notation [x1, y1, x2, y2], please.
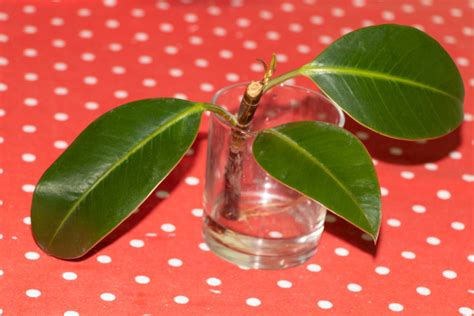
[202, 83, 345, 269]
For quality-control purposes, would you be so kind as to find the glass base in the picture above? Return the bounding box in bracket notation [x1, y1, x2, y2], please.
[202, 216, 324, 270]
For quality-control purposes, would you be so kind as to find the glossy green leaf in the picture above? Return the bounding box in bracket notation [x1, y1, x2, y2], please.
[302, 24, 464, 140]
[252, 121, 381, 240]
[32, 98, 208, 259]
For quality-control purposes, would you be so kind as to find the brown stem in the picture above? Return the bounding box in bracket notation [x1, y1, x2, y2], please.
[221, 81, 264, 220]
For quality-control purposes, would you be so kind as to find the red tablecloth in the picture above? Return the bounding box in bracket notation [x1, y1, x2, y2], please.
[1, 0, 473, 315]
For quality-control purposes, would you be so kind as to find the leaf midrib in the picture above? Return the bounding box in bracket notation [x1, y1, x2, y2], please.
[46, 104, 204, 247]
[263, 128, 372, 229]
[303, 65, 460, 102]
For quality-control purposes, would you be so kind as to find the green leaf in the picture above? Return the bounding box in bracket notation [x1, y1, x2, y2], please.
[252, 121, 381, 240]
[32, 98, 207, 259]
[302, 24, 464, 140]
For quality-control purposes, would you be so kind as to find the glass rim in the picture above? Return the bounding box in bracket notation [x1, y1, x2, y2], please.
[211, 82, 346, 130]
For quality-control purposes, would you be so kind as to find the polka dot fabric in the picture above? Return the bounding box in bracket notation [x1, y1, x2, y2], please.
[0, 0, 472, 315]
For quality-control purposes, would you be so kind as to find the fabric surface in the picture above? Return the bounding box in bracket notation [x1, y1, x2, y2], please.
[0, 0, 472, 315]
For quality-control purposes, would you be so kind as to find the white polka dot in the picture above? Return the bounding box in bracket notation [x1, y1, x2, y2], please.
[199, 242, 210, 251]
[83, 76, 98, 85]
[114, 90, 128, 99]
[259, 10, 273, 20]
[85, 101, 99, 110]
[22, 184, 35, 192]
[457, 57, 470, 67]
[159, 23, 174, 33]
[174, 295, 189, 304]
[463, 27, 474, 36]
[81, 52, 95, 61]
[352, 0, 366, 7]
[189, 35, 203, 45]
[23, 98, 38, 106]
[161, 223, 176, 233]
[356, 131, 369, 140]
[459, 307, 473, 315]
[219, 49, 233, 59]
[200, 83, 214, 92]
[207, 5, 222, 15]
[26, 289, 41, 298]
[424, 163, 438, 171]
[25, 251, 40, 260]
[54, 87, 69, 96]
[54, 62, 68, 71]
[51, 17, 64, 26]
[246, 297, 261, 307]
[185, 176, 200, 185]
[169, 68, 183, 77]
[109, 43, 122, 52]
[105, 19, 119, 28]
[142, 79, 156, 87]
[62, 272, 77, 280]
[103, 0, 117, 7]
[317, 300, 333, 309]
[375, 266, 390, 275]
[416, 286, 431, 296]
[389, 147, 403, 156]
[462, 174, 474, 182]
[54, 113, 69, 121]
[191, 208, 203, 217]
[97, 255, 112, 264]
[23, 48, 38, 57]
[347, 283, 362, 292]
[184, 13, 198, 23]
[54, 141, 68, 149]
[437, 190, 451, 200]
[134, 32, 149, 42]
[426, 236, 441, 245]
[361, 233, 372, 241]
[388, 303, 404, 312]
[23, 216, 31, 225]
[207, 277, 221, 286]
[130, 239, 144, 248]
[164, 46, 178, 55]
[277, 280, 292, 288]
[400, 171, 414, 179]
[401, 251, 416, 259]
[79, 29, 93, 39]
[412, 204, 426, 213]
[168, 258, 183, 267]
[135, 275, 150, 284]
[381, 187, 389, 196]
[0, 34, 8, 43]
[387, 218, 401, 227]
[226, 73, 240, 82]
[131, 8, 145, 17]
[64, 311, 79, 316]
[0, 57, 8, 66]
[451, 221, 465, 231]
[156, 190, 169, 198]
[156, 2, 170, 10]
[52, 39, 66, 48]
[307, 264, 322, 272]
[138, 55, 152, 64]
[213, 27, 227, 37]
[450, 8, 463, 17]
[288, 23, 303, 33]
[195, 58, 208, 68]
[444, 35, 457, 44]
[268, 231, 283, 238]
[442, 270, 457, 279]
[319, 35, 333, 45]
[100, 293, 116, 301]
[0, 12, 8, 21]
[431, 15, 444, 24]
[23, 5, 37, 14]
[174, 93, 187, 100]
[266, 31, 280, 41]
[22, 153, 36, 162]
[77, 8, 91, 17]
[449, 151, 462, 159]
[236, 17, 250, 27]
[334, 247, 349, 256]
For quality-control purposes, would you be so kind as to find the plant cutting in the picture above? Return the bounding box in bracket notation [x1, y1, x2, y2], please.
[31, 24, 464, 267]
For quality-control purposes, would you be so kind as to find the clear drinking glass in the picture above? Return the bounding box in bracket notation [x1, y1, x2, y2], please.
[202, 83, 345, 269]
